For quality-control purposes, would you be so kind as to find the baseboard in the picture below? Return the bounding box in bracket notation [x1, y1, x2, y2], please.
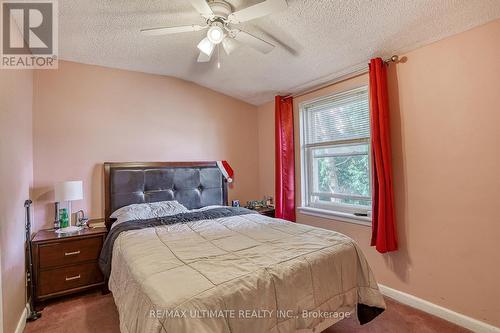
[14, 304, 28, 333]
[378, 284, 500, 333]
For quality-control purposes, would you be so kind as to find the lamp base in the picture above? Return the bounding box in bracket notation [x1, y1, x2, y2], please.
[55, 226, 82, 234]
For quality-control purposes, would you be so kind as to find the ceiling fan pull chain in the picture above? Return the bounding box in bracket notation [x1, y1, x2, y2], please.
[217, 44, 221, 69]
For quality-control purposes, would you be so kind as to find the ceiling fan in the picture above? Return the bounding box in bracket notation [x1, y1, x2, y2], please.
[141, 0, 288, 66]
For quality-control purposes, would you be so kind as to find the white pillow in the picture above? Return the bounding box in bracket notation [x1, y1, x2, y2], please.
[110, 202, 154, 219]
[189, 205, 224, 213]
[149, 200, 189, 217]
[110, 201, 189, 228]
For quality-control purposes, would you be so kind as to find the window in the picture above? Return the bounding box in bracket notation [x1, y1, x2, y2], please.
[300, 86, 371, 221]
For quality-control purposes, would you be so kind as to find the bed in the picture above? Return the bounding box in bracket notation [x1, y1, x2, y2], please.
[99, 162, 385, 333]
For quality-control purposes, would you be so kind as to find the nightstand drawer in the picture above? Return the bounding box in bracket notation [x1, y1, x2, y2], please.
[38, 262, 103, 296]
[39, 237, 102, 268]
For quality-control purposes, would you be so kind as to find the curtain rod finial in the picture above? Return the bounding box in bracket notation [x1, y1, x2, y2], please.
[389, 55, 399, 62]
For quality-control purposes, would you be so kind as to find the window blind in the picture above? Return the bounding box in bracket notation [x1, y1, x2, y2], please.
[304, 86, 370, 145]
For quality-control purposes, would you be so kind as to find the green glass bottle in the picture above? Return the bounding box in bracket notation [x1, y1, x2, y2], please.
[59, 208, 68, 228]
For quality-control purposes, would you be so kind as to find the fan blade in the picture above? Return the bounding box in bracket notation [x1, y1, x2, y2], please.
[141, 24, 207, 36]
[233, 30, 275, 54]
[228, 0, 287, 23]
[197, 51, 213, 62]
[187, 0, 214, 18]
[222, 37, 240, 55]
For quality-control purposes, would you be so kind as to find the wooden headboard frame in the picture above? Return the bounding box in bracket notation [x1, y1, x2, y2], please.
[103, 161, 228, 230]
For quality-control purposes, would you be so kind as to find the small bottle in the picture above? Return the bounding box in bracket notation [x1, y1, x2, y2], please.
[59, 208, 68, 228]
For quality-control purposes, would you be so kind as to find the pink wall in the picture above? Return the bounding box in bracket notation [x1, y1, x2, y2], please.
[257, 103, 275, 199]
[33, 61, 260, 228]
[0, 60, 33, 332]
[257, 19, 500, 327]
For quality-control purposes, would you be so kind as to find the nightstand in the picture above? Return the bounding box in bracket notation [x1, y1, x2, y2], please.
[246, 206, 275, 217]
[31, 227, 107, 308]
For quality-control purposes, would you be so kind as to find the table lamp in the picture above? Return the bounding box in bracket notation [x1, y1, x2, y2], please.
[54, 180, 83, 233]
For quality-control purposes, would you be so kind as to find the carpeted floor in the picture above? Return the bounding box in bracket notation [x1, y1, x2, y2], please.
[24, 290, 471, 333]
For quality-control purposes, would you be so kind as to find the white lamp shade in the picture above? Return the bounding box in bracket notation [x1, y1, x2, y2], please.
[54, 181, 83, 202]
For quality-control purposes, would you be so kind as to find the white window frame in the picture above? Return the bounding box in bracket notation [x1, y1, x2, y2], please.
[298, 86, 372, 226]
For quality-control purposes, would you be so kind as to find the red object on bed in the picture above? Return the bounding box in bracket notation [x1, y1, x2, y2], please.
[369, 58, 398, 253]
[275, 96, 296, 222]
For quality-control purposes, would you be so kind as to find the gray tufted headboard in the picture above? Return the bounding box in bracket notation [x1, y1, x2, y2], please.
[104, 162, 228, 229]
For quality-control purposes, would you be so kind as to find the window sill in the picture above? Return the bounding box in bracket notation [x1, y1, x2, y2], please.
[297, 206, 372, 227]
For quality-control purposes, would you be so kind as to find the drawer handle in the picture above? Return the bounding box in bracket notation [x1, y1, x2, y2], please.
[65, 274, 81, 281]
[64, 250, 81, 256]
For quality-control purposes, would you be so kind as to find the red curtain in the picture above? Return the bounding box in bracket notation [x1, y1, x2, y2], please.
[369, 58, 398, 253]
[275, 96, 296, 222]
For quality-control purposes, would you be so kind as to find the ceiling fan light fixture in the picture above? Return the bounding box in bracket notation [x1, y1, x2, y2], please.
[197, 37, 215, 56]
[222, 37, 239, 55]
[141, 0, 288, 67]
[207, 25, 225, 44]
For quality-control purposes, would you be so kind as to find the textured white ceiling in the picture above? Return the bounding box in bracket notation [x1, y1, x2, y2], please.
[59, 0, 500, 105]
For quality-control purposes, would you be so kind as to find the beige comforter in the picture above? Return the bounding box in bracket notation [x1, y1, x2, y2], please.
[109, 213, 385, 333]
